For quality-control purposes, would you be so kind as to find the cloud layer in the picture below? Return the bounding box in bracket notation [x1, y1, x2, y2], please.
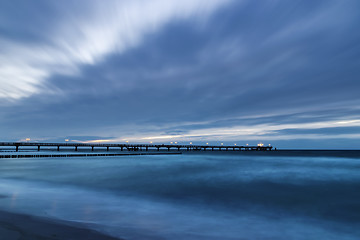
[0, 0, 230, 99]
[1, 0, 360, 148]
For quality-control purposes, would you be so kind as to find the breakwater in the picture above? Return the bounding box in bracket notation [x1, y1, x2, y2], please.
[0, 152, 181, 159]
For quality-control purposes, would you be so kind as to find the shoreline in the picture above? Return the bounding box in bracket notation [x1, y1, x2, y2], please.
[0, 210, 122, 240]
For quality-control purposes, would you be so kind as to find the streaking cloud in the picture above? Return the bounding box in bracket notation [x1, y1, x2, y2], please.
[0, 0, 231, 100]
[133, 118, 360, 142]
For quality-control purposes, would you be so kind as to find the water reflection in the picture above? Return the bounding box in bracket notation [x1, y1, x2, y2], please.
[0, 154, 359, 239]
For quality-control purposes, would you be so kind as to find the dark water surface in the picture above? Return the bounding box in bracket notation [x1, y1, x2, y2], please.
[0, 152, 359, 239]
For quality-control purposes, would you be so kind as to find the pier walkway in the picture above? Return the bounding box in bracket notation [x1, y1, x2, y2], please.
[0, 142, 273, 152]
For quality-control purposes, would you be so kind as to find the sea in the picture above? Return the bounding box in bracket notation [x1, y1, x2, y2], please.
[0, 151, 359, 239]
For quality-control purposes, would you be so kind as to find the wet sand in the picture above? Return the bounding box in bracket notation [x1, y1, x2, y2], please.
[0, 210, 122, 240]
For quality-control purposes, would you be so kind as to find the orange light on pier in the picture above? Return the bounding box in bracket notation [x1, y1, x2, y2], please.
[65, 139, 69, 142]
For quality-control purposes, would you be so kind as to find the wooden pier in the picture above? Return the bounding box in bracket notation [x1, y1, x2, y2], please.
[0, 142, 273, 152]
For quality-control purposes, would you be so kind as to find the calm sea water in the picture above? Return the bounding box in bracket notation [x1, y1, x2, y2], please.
[0, 152, 359, 239]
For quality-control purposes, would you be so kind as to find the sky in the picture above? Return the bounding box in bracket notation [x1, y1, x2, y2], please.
[1, 0, 360, 149]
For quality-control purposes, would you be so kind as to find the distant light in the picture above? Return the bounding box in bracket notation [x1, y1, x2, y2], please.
[234, 143, 236, 146]
[170, 142, 173, 144]
[190, 142, 192, 144]
[65, 139, 69, 142]
[246, 144, 248, 146]
[269, 144, 271, 146]
[125, 140, 129, 143]
[221, 143, 223, 145]
[150, 141, 153, 144]
[175, 142, 177, 144]
[257, 143, 264, 147]
[206, 143, 209, 145]
[25, 138, 30, 141]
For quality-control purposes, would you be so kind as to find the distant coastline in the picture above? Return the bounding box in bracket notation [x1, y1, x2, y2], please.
[186, 149, 360, 158]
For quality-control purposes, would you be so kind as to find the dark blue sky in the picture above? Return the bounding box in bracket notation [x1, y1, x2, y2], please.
[1, 0, 360, 149]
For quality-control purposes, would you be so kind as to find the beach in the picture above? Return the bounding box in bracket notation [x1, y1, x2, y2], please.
[0, 210, 121, 240]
